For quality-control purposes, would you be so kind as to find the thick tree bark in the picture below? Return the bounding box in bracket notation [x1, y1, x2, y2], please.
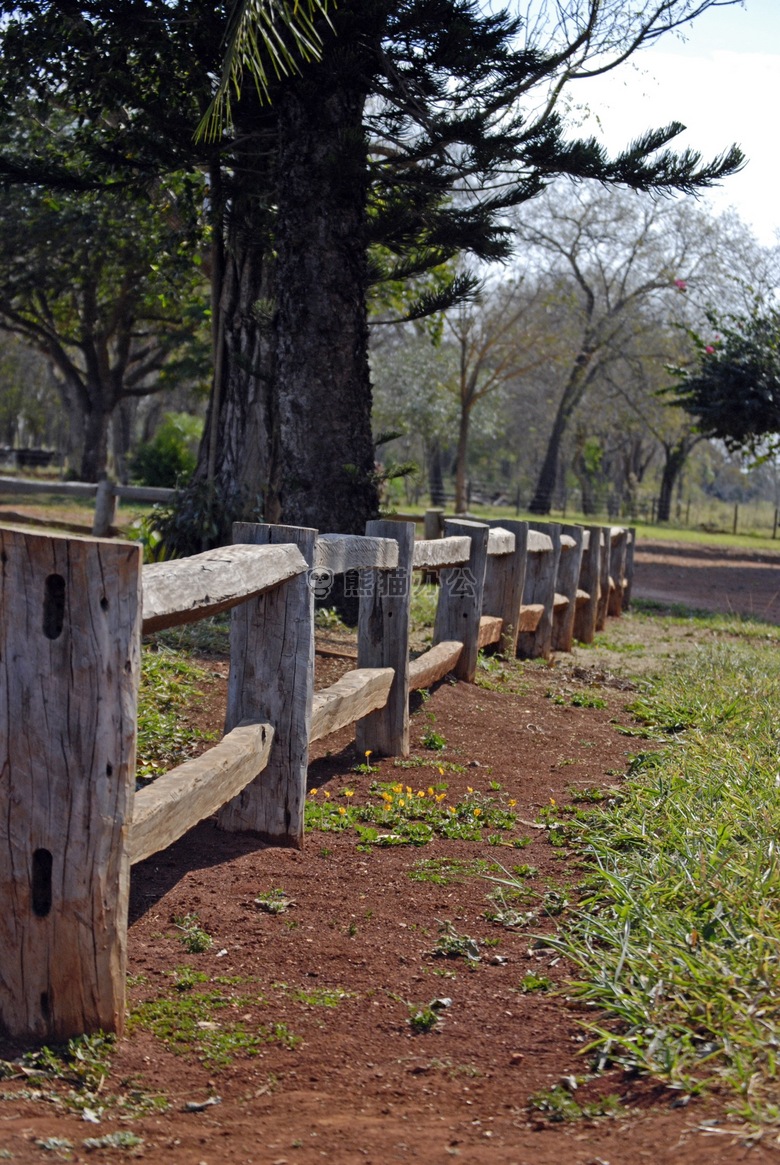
[186, 131, 278, 532]
[428, 437, 446, 506]
[272, 52, 379, 535]
[529, 355, 597, 515]
[454, 406, 471, 514]
[80, 392, 112, 481]
[657, 440, 690, 522]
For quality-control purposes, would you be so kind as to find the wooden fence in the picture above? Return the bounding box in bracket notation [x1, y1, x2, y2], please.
[0, 517, 633, 1043]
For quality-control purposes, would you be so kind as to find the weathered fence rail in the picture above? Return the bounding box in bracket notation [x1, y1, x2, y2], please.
[0, 515, 633, 1042]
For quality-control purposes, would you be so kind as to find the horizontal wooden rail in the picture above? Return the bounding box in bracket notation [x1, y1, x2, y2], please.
[413, 535, 471, 570]
[142, 543, 308, 633]
[409, 641, 463, 691]
[487, 527, 514, 555]
[0, 474, 176, 505]
[315, 534, 399, 573]
[477, 615, 503, 648]
[0, 474, 97, 499]
[129, 721, 274, 866]
[527, 530, 553, 553]
[310, 668, 394, 742]
[518, 603, 544, 632]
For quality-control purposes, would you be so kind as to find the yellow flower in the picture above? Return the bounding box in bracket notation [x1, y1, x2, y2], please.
[550, 797, 556, 806]
[365, 750, 372, 758]
[406, 786, 413, 796]
[417, 790, 425, 798]
[427, 787, 434, 797]
[438, 767, 445, 776]
[309, 788, 319, 797]
[393, 783, 403, 794]
[467, 786, 473, 793]
[324, 791, 330, 799]
[398, 798, 405, 807]
[448, 806, 457, 815]
[473, 808, 482, 817]
[508, 799, 517, 807]
[344, 789, 355, 798]
[338, 806, 347, 816]
[435, 793, 446, 802]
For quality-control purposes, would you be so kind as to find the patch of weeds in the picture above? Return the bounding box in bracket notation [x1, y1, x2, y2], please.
[35, 1138, 74, 1154]
[529, 1084, 622, 1123]
[483, 888, 536, 930]
[306, 779, 520, 847]
[519, 972, 554, 994]
[353, 750, 377, 775]
[570, 692, 607, 709]
[315, 606, 349, 632]
[136, 646, 215, 785]
[430, 920, 481, 962]
[130, 990, 300, 1068]
[174, 913, 213, 953]
[172, 965, 209, 992]
[275, 983, 353, 1008]
[254, 887, 296, 914]
[82, 1131, 143, 1151]
[568, 786, 617, 804]
[408, 857, 499, 885]
[422, 728, 447, 750]
[541, 889, 570, 916]
[408, 1003, 441, 1033]
[393, 756, 464, 773]
[594, 636, 646, 654]
[22, 1033, 115, 1093]
[547, 687, 607, 710]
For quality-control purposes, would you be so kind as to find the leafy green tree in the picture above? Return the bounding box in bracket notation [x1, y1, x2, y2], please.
[0, 144, 210, 479]
[669, 304, 780, 456]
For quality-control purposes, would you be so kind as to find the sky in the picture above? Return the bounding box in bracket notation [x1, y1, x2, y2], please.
[572, 0, 780, 244]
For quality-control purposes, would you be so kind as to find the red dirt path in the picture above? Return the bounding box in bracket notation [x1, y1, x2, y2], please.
[1, 537, 780, 1164]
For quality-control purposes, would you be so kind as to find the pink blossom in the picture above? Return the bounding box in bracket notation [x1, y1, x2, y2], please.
[674, 279, 688, 291]
[705, 345, 715, 354]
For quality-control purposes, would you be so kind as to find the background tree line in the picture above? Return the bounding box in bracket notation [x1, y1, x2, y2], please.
[1, 0, 775, 542]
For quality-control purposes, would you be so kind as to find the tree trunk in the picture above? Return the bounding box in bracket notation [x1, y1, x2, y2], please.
[181, 130, 279, 545]
[454, 406, 471, 513]
[657, 442, 688, 522]
[272, 40, 378, 534]
[79, 394, 112, 481]
[428, 437, 446, 506]
[529, 354, 596, 515]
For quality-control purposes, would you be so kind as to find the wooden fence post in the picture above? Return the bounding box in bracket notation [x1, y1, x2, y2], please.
[356, 520, 415, 757]
[573, 524, 602, 644]
[217, 523, 315, 846]
[482, 519, 528, 657]
[433, 518, 489, 682]
[595, 528, 611, 631]
[608, 528, 628, 617]
[0, 529, 141, 1040]
[623, 527, 637, 609]
[92, 479, 118, 537]
[424, 508, 445, 540]
[518, 522, 561, 660]
[554, 524, 585, 653]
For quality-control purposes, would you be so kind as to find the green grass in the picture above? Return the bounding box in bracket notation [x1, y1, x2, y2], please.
[305, 780, 522, 847]
[540, 636, 780, 1123]
[137, 645, 216, 783]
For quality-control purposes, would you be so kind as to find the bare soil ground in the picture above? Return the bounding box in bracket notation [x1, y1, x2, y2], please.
[2, 537, 780, 1164]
